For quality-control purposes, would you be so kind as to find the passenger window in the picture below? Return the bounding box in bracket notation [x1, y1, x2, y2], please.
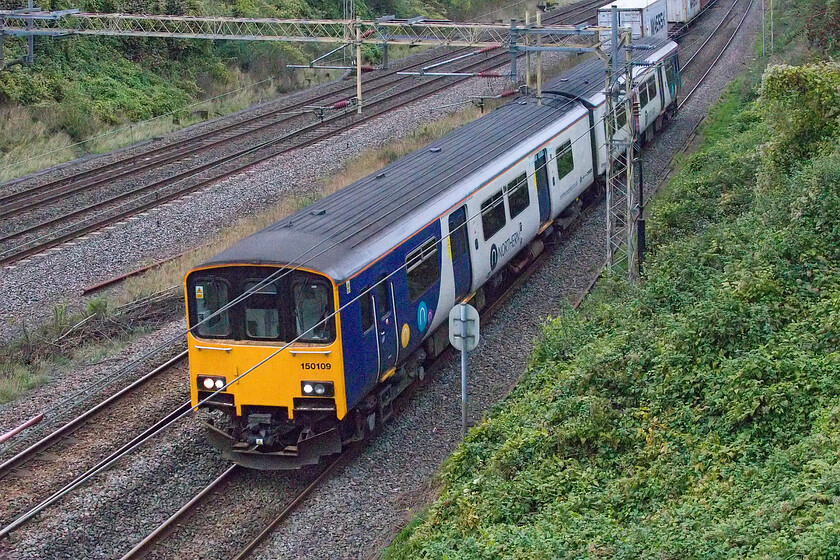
[194, 278, 231, 338]
[293, 281, 333, 342]
[555, 140, 574, 181]
[361, 289, 373, 332]
[665, 65, 675, 91]
[615, 103, 627, 129]
[244, 280, 280, 339]
[406, 238, 440, 301]
[481, 189, 506, 240]
[506, 174, 530, 219]
[448, 206, 469, 259]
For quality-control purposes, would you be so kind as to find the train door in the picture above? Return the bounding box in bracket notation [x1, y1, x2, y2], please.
[534, 149, 551, 224]
[448, 206, 472, 301]
[372, 275, 397, 377]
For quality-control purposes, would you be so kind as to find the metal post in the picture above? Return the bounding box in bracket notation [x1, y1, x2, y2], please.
[460, 303, 468, 438]
[382, 40, 389, 69]
[636, 157, 645, 275]
[625, 36, 637, 284]
[769, 0, 773, 53]
[0, 20, 5, 66]
[26, 0, 34, 64]
[536, 11, 542, 106]
[605, 7, 619, 265]
[509, 20, 517, 82]
[611, 6, 619, 79]
[524, 12, 531, 90]
[761, 0, 765, 57]
[355, 18, 362, 115]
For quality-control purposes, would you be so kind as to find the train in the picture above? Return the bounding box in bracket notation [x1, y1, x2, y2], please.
[184, 37, 681, 470]
[598, 0, 713, 39]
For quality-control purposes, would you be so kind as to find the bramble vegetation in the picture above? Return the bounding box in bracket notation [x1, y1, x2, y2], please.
[383, 33, 840, 560]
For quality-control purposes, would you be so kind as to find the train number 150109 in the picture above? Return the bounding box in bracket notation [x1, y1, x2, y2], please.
[300, 362, 332, 370]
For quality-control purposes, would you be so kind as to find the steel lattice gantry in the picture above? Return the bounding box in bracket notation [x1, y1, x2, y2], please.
[0, 11, 601, 47]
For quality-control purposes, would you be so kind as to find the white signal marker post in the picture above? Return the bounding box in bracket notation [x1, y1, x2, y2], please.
[449, 303, 480, 438]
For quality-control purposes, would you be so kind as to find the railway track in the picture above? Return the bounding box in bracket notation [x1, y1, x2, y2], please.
[0, 352, 189, 540]
[0, 0, 604, 269]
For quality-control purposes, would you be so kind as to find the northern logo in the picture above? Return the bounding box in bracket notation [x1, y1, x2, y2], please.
[490, 244, 499, 270]
[490, 230, 522, 271]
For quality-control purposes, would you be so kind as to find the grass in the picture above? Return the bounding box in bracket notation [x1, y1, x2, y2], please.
[0, 65, 327, 183]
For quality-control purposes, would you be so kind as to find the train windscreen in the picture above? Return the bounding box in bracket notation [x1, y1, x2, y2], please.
[187, 267, 335, 343]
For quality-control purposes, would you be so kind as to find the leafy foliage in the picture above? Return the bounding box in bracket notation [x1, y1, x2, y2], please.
[384, 65, 840, 560]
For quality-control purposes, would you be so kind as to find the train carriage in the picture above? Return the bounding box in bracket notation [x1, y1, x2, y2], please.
[185, 38, 681, 470]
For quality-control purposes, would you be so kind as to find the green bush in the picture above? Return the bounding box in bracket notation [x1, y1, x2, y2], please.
[384, 62, 840, 560]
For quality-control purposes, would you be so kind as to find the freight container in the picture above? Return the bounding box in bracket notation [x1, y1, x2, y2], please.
[666, 0, 700, 24]
[597, 0, 668, 41]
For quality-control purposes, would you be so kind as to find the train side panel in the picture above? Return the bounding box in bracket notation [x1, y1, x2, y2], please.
[338, 219, 444, 410]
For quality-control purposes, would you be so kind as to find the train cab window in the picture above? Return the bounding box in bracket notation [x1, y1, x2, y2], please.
[244, 280, 280, 339]
[647, 78, 658, 103]
[639, 82, 649, 107]
[555, 140, 574, 181]
[193, 278, 231, 338]
[293, 281, 333, 342]
[192, 278, 230, 337]
[481, 189, 506, 240]
[406, 237, 440, 301]
[506, 173, 530, 219]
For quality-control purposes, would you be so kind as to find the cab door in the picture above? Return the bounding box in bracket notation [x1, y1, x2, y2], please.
[534, 149, 551, 224]
[448, 206, 472, 301]
[372, 275, 397, 377]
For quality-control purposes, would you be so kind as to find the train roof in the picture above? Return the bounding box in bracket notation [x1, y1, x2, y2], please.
[544, 37, 678, 100]
[199, 37, 677, 283]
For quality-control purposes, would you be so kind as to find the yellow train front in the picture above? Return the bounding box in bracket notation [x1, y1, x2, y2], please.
[185, 262, 352, 470]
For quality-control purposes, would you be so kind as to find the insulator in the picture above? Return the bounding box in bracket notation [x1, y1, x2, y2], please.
[500, 90, 516, 98]
[361, 29, 376, 38]
[477, 72, 502, 78]
[478, 45, 500, 54]
[332, 99, 350, 109]
[360, 65, 376, 72]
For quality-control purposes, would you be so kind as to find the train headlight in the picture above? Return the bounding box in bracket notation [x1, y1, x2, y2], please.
[301, 381, 334, 397]
[198, 376, 227, 391]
